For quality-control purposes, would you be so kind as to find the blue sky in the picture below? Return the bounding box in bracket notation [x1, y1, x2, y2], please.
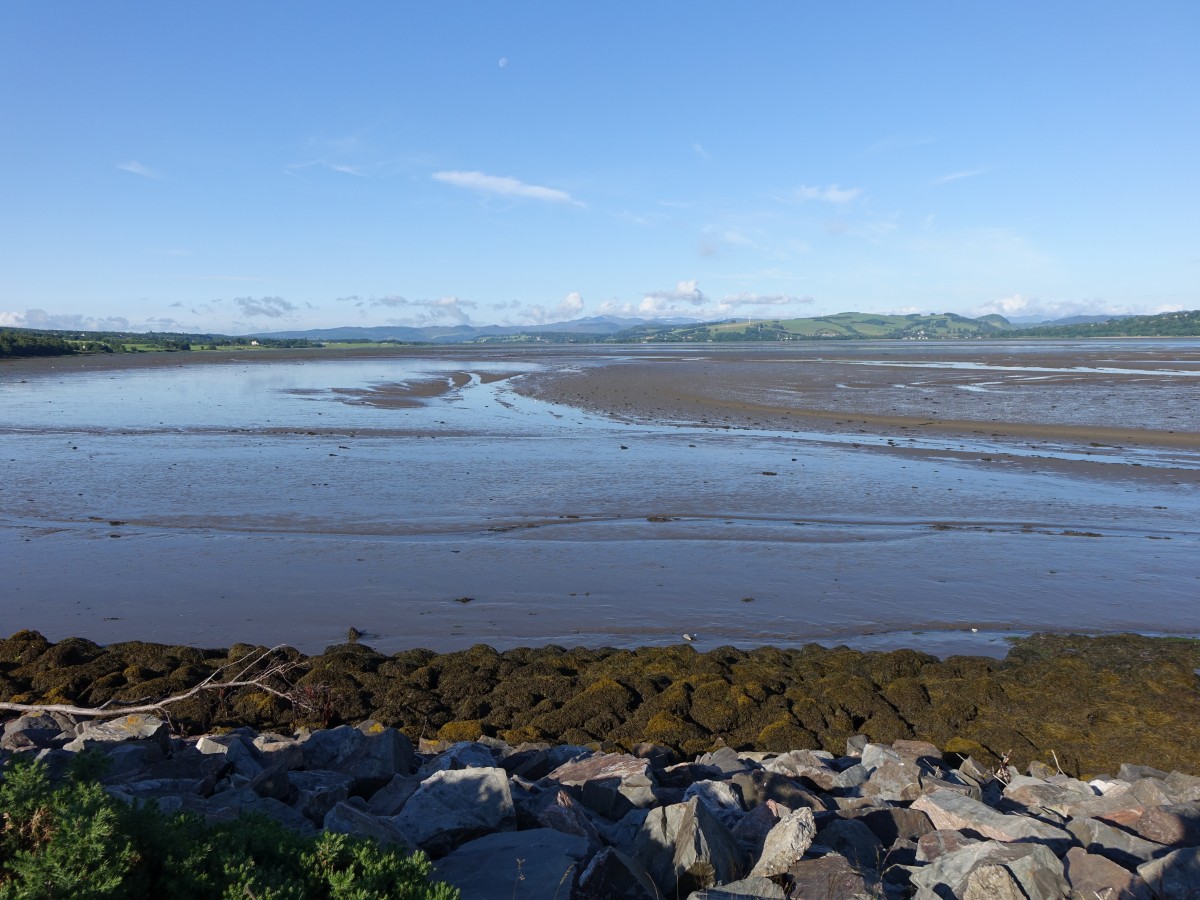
[1, 3, 1197, 334]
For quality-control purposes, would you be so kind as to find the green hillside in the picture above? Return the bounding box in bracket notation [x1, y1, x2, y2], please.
[612, 311, 1015, 342]
[1011, 309, 1200, 338]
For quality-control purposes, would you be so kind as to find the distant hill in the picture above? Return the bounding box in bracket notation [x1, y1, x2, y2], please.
[607, 311, 1016, 343]
[254, 315, 698, 344]
[1006, 314, 1135, 326]
[7, 310, 1195, 357]
[1009, 309, 1200, 338]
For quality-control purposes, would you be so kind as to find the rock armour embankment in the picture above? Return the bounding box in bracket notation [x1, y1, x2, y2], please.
[5, 712, 1200, 898]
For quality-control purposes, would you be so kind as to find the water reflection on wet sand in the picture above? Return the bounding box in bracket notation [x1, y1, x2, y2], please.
[3, 342, 1197, 657]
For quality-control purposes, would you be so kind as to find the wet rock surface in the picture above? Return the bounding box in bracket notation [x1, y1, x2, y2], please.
[7, 708, 1200, 899]
[5, 631, 1200, 778]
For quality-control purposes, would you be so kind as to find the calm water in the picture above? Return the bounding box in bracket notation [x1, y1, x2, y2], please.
[3, 344, 1198, 657]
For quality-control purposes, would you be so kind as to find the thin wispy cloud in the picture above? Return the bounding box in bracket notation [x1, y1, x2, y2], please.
[791, 184, 862, 204]
[432, 170, 583, 206]
[337, 294, 410, 308]
[935, 167, 989, 184]
[234, 296, 297, 318]
[861, 134, 937, 156]
[286, 159, 370, 177]
[717, 293, 814, 309]
[117, 161, 162, 180]
[381, 295, 476, 326]
[0, 309, 132, 330]
[693, 142, 712, 161]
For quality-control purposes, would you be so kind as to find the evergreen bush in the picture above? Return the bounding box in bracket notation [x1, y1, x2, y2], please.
[0, 755, 459, 899]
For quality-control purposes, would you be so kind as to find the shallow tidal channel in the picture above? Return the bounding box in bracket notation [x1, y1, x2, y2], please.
[3, 346, 1198, 657]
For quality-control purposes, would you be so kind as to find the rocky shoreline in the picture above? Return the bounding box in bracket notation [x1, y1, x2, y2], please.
[5, 710, 1200, 898]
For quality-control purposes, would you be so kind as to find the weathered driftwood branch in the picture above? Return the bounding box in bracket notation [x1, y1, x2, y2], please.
[0, 644, 299, 720]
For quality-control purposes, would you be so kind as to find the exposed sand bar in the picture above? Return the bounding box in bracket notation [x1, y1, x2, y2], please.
[513, 344, 1200, 451]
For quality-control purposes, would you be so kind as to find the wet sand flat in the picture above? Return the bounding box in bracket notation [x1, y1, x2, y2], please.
[514, 342, 1200, 450]
[3, 341, 1197, 657]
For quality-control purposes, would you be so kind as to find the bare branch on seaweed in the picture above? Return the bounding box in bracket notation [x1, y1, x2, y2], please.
[0, 645, 299, 720]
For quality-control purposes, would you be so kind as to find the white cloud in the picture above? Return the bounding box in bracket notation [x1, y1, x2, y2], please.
[373, 295, 477, 326]
[234, 296, 297, 318]
[639, 280, 707, 315]
[337, 294, 411, 308]
[0, 309, 132, 330]
[498, 57, 508, 68]
[143, 317, 188, 330]
[117, 161, 162, 180]
[519, 291, 586, 325]
[432, 170, 583, 206]
[793, 184, 862, 204]
[599, 284, 817, 321]
[693, 142, 712, 161]
[716, 293, 814, 310]
[970, 293, 1162, 321]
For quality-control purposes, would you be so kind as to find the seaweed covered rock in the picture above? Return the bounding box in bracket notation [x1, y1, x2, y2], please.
[5, 632, 1200, 777]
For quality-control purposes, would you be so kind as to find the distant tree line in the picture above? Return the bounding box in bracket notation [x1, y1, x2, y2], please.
[1012, 310, 1200, 338]
[0, 327, 323, 357]
[0, 329, 76, 358]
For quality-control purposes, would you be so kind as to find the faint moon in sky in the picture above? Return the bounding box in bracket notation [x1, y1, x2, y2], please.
[498, 57, 508, 68]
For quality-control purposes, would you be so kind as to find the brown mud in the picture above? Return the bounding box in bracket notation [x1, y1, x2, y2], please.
[4, 631, 1199, 779]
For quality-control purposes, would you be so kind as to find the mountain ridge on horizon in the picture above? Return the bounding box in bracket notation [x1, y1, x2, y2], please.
[252, 310, 1131, 343]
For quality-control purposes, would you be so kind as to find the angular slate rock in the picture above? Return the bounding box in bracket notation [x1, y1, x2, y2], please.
[577, 846, 659, 900]
[1063, 847, 1152, 900]
[695, 746, 752, 775]
[1137, 846, 1200, 898]
[815, 817, 885, 872]
[910, 840, 1067, 899]
[417, 740, 497, 777]
[290, 770, 354, 823]
[684, 779, 745, 824]
[65, 714, 171, 752]
[787, 853, 883, 899]
[686, 875, 786, 899]
[635, 796, 745, 897]
[196, 733, 264, 779]
[323, 799, 414, 850]
[748, 806, 816, 878]
[731, 802, 779, 859]
[1135, 801, 1200, 847]
[843, 805, 935, 847]
[912, 788, 1073, 853]
[434, 829, 588, 900]
[546, 752, 650, 787]
[1067, 815, 1171, 869]
[1, 713, 69, 751]
[916, 828, 981, 863]
[536, 788, 605, 848]
[582, 770, 657, 820]
[365, 772, 421, 816]
[392, 765, 515, 857]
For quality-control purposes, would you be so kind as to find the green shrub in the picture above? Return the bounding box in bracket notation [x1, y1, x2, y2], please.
[0, 756, 458, 899]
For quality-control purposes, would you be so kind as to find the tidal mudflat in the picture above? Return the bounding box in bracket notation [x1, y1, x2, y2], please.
[2, 341, 1197, 656]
